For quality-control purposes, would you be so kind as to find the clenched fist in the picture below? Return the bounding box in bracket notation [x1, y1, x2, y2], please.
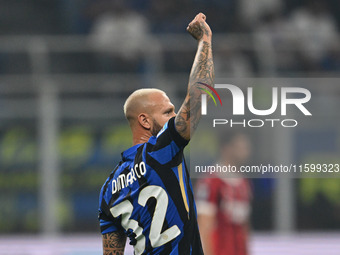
[187, 13, 212, 41]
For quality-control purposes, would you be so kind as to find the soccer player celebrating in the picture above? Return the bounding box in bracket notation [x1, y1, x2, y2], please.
[98, 13, 214, 255]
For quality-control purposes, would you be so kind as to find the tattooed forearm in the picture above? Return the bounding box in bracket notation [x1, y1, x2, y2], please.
[176, 13, 214, 140]
[102, 232, 126, 255]
[176, 39, 214, 140]
[190, 41, 214, 84]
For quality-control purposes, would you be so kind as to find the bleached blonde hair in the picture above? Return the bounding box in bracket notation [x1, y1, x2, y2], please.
[123, 88, 165, 121]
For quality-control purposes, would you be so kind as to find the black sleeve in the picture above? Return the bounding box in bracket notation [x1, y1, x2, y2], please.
[168, 117, 189, 148]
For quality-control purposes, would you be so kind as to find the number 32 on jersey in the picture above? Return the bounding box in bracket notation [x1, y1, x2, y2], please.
[110, 185, 181, 255]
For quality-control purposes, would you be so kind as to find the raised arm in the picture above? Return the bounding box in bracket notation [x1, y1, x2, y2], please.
[102, 231, 126, 255]
[175, 13, 214, 141]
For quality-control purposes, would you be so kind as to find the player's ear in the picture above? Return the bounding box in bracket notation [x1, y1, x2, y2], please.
[138, 113, 151, 130]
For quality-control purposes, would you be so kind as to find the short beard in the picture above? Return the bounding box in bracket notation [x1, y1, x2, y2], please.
[151, 118, 163, 136]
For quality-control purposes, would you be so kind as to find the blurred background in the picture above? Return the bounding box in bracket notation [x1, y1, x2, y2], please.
[0, 0, 339, 254]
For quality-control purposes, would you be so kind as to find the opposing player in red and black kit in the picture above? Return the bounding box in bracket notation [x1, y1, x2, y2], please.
[98, 13, 214, 255]
[196, 131, 252, 255]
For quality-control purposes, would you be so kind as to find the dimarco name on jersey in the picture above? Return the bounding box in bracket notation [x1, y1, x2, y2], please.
[112, 161, 147, 194]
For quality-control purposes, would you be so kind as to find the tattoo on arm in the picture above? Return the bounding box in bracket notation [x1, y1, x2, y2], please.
[176, 40, 214, 140]
[102, 232, 126, 255]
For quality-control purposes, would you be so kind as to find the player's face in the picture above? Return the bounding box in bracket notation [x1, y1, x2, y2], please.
[220, 134, 251, 165]
[230, 134, 251, 164]
[149, 92, 176, 136]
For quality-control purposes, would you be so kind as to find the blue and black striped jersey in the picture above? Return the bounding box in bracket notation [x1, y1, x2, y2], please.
[98, 117, 204, 255]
